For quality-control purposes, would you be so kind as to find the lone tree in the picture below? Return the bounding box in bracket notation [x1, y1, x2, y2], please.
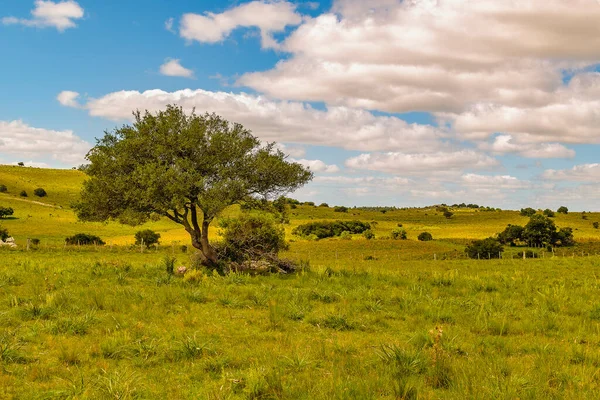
[74, 106, 313, 266]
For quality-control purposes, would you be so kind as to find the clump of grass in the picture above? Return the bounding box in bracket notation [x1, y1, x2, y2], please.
[174, 334, 215, 361]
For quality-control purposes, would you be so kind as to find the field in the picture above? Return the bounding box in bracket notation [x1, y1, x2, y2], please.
[2, 165, 600, 399]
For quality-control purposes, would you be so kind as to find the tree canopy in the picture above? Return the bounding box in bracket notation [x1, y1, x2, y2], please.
[75, 105, 313, 265]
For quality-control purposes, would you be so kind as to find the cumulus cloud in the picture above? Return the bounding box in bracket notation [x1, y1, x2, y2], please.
[0, 120, 91, 166]
[2, 1, 84, 31]
[460, 174, 532, 190]
[58, 88, 448, 153]
[159, 59, 195, 79]
[541, 164, 600, 182]
[293, 159, 340, 173]
[56, 90, 81, 108]
[477, 135, 576, 159]
[274, 143, 306, 158]
[345, 150, 499, 175]
[180, 1, 302, 49]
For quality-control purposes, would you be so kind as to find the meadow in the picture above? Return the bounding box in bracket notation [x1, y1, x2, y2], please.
[2, 165, 600, 399]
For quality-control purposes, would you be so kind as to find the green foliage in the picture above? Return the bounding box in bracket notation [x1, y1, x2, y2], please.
[319, 203, 329, 207]
[391, 228, 407, 240]
[497, 224, 525, 246]
[593, 222, 599, 229]
[517, 250, 538, 259]
[443, 210, 453, 219]
[363, 230, 375, 240]
[33, 188, 47, 197]
[0, 207, 14, 219]
[217, 214, 288, 263]
[19, 190, 27, 197]
[0, 184, 7, 192]
[0, 225, 9, 241]
[135, 229, 161, 247]
[74, 105, 312, 265]
[522, 214, 575, 247]
[418, 232, 433, 241]
[465, 237, 504, 259]
[519, 207, 537, 217]
[292, 220, 371, 239]
[557, 206, 569, 214]
[333, 206, 349, 213]
[65, 233, 105, 246]
[303, 201, 315, 206]
[543, 209, 555, 217]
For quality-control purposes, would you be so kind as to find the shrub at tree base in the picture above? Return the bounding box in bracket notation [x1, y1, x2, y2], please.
[135, 229, 161, 247]
[363, 230, 375, 240]
[465, 238, 504, 259]
[0, 226, 9, 241]
[418, 232, 433, 241]
[33, 188, 47, 197]
[65, 233, 105, 246]
[292, 220, 371, 239]
[216, 214, 296, 274]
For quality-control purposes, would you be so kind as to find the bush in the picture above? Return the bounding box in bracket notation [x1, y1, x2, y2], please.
[520, 208, 536, 217]
[65, 233, 105, 246]
[339, 231, 352, 240]
[217, 214, 288, 263]
[557, 206, 569, 214]
[19, 190, 27, 197]
[0, 207, 14, 219]
[134, 229, 161, 247]
[418, 232, 433, 241]
[0, 184, 7, 193]
[497, 224, 524, 246]
[0, 225, 9, 241]
[30, 238, 40, 246]
[465, 237, 503, 259]
[303, 201, 315, 206]
[443, 210, 453, 219]
[594, 222, 599, 229]
[33, 188, 47, 197]
[543, 209, 555, 217]
[319, 203, 329, 207]
[334, 206, 349, 213]
[517, 250, 538, 259]
[363, 230, 375, 240]
[391, 228, 407, 240]
[292, 220, 371, 239]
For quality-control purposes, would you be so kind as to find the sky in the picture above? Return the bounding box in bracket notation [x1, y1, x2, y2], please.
[1, 0, 600, 210]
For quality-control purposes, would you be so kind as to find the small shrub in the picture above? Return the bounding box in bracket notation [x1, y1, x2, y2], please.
[180, 245, 188, 253]
[363, 230, 375, 240]
[65, 233, 105, 246]
[292, 220, 371, 239]
[183, 269, 204, 284]
[391, 228, 407, 240]
[162, 255, 176, 275]
[557, 206, 569, 214]
[319, 203, 329, 207]
[0, 185, 7, 193]
[543, 209, 555, 217]
[0, 207, 14, 219]
[397, 223, 403, 227]
[0, 225, 9, 241]
[517, 250, 538, 259]
[303, 201, 315, 206]
[593, 222, 599, 229]
[465, 237, 503, 259]
[33, 188, 47, 197]
[339, 231, 352, 240]
[418, 232, 433, 241]
[334, 206, 348, 213]
[19, 190, 27, 197]
[30, 238, 40, 246]
[443, 211, 453, 219]
[134, 229, 161, 247]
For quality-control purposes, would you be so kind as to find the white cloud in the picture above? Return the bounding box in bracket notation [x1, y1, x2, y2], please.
[541, 164, 600, 182]
[345, 150, 499, 175]
[293, 159, 339, 173]
[56, 90, 81, 108]
[165, 17, 174, 33]
[274, 143, 306, 158]
[180, 1, 302, 49]
[461, 174, 531, 190]
[2, 1, 84, 31]
[478, 135, 575, 159]
[159, 59, 195, 79]
[237, 0, 600, 121]
[0, 120, 90, 166]
[59, 88, 448, 153]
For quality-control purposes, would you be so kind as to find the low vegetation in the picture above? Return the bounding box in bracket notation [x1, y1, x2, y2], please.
[292, 220, 371, 239]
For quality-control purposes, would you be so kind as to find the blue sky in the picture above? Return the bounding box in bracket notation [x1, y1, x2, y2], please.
[1, 0, 600, 210]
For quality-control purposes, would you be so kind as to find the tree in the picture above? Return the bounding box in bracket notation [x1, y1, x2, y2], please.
[0, 207, 14, 219]
[391, 228, 407, 240]
[557, 206, 568, 214]
[418, 232, 433, 241]
[465, 237, 503, 259]
[135, 229, 161, 247]
[17, 162, 24, 167]
[65, 233, 105, 246]
[520, 207, 536, 217]
[74, 106, 312, 266]
[33, 188, 47, 197]
[543, 209, 555, 217]
[497, 224, 524, 246]
[334, 206, 349, 213]
[523, 214, 556, 247]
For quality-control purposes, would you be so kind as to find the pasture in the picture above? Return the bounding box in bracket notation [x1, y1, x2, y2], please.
[2, 165, 600, 399]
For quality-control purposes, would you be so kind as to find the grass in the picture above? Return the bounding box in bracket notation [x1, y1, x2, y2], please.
[2, 165, 600, 398]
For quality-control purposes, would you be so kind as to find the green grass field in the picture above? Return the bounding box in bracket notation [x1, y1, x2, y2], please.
[2, 165, 600, 399]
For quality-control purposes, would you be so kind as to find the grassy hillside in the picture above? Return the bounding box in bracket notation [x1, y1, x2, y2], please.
[1, 165, 600, 251]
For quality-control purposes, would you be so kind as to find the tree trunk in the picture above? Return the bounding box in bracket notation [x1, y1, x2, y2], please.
[200, 220, 218, 265]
